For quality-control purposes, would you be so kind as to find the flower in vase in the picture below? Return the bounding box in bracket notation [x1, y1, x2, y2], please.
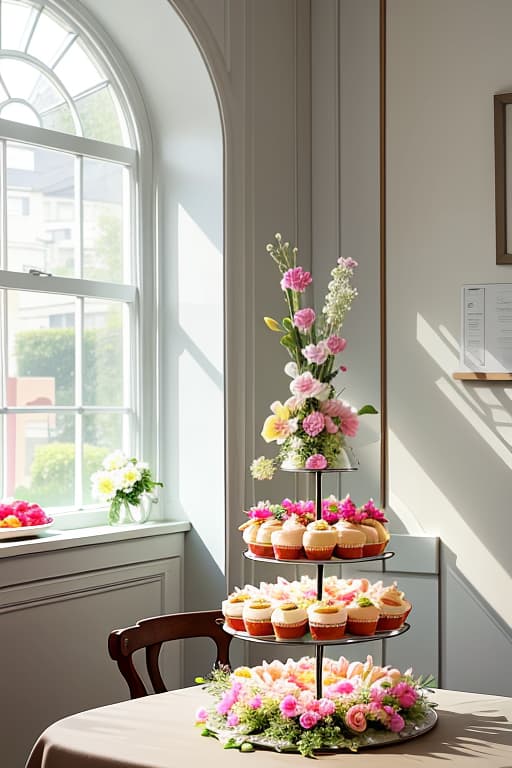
[91, 450, 163, 525]
[250, 234, 377, 478]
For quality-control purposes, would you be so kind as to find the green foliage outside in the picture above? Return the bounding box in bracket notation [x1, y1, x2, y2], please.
[15, 443, 107, 507]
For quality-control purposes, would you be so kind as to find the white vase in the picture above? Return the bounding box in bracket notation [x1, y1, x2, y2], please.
[280, 446, 356, 471]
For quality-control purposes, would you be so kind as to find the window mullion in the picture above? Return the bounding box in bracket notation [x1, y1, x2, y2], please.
[75, 296, 83, 506]
[76, 154, 83, 278]
[0, 139, 5, 271]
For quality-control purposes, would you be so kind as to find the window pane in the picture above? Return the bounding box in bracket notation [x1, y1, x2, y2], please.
[0, 57, 39, 100]
[7, 143, 77, 277]
[84, 299, 125, 406]
[7, 291, 75, 407]
[1, 0, 37, 51]
[75, 85, 126, 146]
[40, 102, 76, 135]
[0, 101, 40, 126]
[27, 10, 74, 68]
[54, 39, 104, 97]
[83, 413, 124, 503]
[83, 158, 126, 282]
[6, 413, 75, 507]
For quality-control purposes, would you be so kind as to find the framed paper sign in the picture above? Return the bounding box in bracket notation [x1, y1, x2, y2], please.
[461, 284, 512, 373]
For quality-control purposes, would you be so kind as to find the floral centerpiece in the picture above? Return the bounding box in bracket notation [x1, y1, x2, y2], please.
[251, 234, 376, 480]
[196, 655, 436, 757]
[91, 450, 163, 524]
[0, 500, 52, 528]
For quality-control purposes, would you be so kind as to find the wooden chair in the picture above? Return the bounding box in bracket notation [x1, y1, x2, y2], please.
[108, 609, 232, 698]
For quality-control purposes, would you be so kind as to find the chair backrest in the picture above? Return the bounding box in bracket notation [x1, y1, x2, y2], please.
[108, 609, 232, 698]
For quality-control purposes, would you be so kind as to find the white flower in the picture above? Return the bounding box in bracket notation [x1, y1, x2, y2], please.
[102, 449, 128, 471]
[120, 466, 141, 490]
[136, 461, 149, 471]
[91, 470, 118, 501]
[284, 361, 298, 378]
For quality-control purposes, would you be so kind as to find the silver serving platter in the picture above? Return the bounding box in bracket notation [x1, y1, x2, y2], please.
[223, 621, 410, 646]
[243, 549, 395, 566]
[207, 707, 438, 753]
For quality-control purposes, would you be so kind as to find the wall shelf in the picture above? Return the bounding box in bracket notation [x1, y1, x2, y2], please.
[452, 372, 512, 381]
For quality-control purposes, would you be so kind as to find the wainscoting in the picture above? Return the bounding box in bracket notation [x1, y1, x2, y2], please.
[0, 522, 189, 768]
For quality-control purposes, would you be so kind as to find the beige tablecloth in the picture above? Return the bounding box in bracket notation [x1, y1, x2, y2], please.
[25, 687, 512, 768]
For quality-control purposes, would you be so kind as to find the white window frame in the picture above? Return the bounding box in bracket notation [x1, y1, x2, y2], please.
[0, 0, 157, 529]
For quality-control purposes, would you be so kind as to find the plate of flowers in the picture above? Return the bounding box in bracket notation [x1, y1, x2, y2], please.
[0, 500, 54, 540]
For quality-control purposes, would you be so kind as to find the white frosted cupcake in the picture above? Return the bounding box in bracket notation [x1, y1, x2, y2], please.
[372, 582, 411, 631]
[253, 519, 283, 558]
[271, 601, 308, 639]
[307, 600, 347, 640]
[346, 595, 380, 636]
[241, 520, 263, 556]
[334, 520, 366, 559]
[303, 520, 337, 561]
[242, 598, 274, 636]
[271, 514, 306, 560]
[222, 591, 251, 631]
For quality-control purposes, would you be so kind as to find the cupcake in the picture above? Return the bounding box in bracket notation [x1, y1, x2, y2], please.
[240, 519, 263, 556]
[303, 520, 337, 560]
[334, 520, 366, 559]
[359, 500, 390, 556]
[360, 523, 381, 557]
[253, 518, 283, 558]
[222, 591, 251, 631]
[373, 582, 411, 631]
[346, 595, 380, 636]
[271, 514, 306, 560]
[307, 600, 347, 640]
[271, 601, 308, 639]
[242, 598, 274, 636]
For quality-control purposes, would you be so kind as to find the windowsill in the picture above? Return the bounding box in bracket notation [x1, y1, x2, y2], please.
[0, 519, 191, 559]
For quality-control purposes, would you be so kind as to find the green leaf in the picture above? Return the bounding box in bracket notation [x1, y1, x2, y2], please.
[279, 334, 295, 351]
[240, 743, 255, 753]
[223, 738, 239, 750]
[357, 404, 378, 415]
[201, 728, 214, 738]
[282, 317, 293, 332]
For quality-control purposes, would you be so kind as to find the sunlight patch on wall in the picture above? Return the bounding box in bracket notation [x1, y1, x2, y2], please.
[389, 429, 512, 627]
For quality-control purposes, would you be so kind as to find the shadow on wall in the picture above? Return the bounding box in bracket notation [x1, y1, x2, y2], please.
[441, 544, 512, 697]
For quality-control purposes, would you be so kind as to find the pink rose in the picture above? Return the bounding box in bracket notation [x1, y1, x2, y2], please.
[280, 266, 312, 293]
[249, 695, 262, 709]
[334, 681, 354, 695]
[294, 308, 316, 331]
[337, 401, 359, 437]
[302, 411, 325, 437]
[324, 415, 338, 434]
[227, 713, 240, 727]
[299, 711, 320, 729]
[290, 372, 326, 401]
[302, 342, 329, 364]
[345, 704, 368, 733]
[326, 335, 347, 354]
[280, 695, 300, 718]
[391, 682, 418, 709]
[389, 712, 405, 733]
[305, 454, 328, 470]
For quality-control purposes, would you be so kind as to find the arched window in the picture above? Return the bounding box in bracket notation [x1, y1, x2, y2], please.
[0, 0, 148, 514]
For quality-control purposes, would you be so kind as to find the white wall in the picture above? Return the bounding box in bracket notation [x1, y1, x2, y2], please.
[387, 0, 512, 695]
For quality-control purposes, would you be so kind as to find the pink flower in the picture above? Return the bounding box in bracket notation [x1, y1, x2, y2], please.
[196, 707, 209, 723]
[280, 267, 312, 293]
[320, 399, 343, 418]
[294, 308, 316, 331]
[280, 695, 300, 718]
[290, 372, 327, 401]
[339, 365, 347, 372]
[326, 335, 347, 354]
[317, 698, 336, 717]
[227, 713, 240, 727]
[305, 454, 327, 470]
[299, 711, 320, 729]
[337, 401, 359, 437]
[391, 682, 418, 709]
[389, 712, 405, 733]
[302, 411, 325, 437]
[249, 695, 262, 709]
[338, 257, 358, 269]
[324, 415, 338, 434]
[345, 704, 368, 733]
[334, 681, 354, 695]
[302, 342, 329, 365]
[361, 499, 388, 523]
[216, 694, 233, 715]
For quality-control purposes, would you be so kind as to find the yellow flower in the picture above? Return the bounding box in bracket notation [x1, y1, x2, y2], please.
[233, 666, 253, 678]
[0, 515, 22, 528]
[261, 401, 291, 443]
[264, 316, 281, 332]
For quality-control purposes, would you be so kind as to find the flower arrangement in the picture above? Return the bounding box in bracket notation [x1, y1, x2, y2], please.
[251, 234, 376, 480]
[0, 500, 52, 528]
[196, 655, 436, 757]
[91, 450, 163, 524]
[241, 494, 386, 526]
